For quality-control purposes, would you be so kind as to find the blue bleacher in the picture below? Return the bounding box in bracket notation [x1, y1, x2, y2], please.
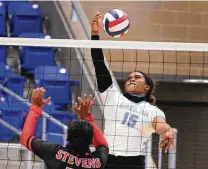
[0, 63, 12, 78]
[47, 111, 77, 134]
[4, 1, 29, 10]
[45, 110, 77, 145]
[8, 1, 29, 32]
[0, 72, 27, 141]
[7, 1, 31, 15]
[8, 2, 42, 36]
[35, 66, 79, 107]
[0, 63, 27, 141]
[46, 133, 64, 145]
[18, 33, 56, 74]
[3, 70, 27, 113]
[0, 64, 12, 95]
[35, 66, 71, 109]
[0, 46, 7, 64]
[5, 75, 25, 96]
[8, 1, 30, 27]
[0, 1, 80, 144]
[0, 95, 28, 141]
[34, 102, 77, 139]
[0, 2, 6, 36]
[0, 111, 25, 141]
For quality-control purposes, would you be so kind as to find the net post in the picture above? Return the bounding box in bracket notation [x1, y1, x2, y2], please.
[158, 136, 163, 169]
[41, 116, 47, 169]
[42, 116, 47, 141]
[63, 127, 67, 146]
[145, 135, 152, 169]
[168, 128, 178, 169]
[26, 151, 33, 169]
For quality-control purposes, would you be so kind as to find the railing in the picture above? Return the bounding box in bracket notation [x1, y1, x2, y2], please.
[0, 85, 68, 169]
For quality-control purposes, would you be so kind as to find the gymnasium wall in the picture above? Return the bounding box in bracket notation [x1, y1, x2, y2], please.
[80, 1, 208, 78]
[154, 103, 208, 169]
[80, 1, 208, 42]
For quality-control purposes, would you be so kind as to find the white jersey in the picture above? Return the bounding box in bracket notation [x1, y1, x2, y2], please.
[100, 84, 165, 156]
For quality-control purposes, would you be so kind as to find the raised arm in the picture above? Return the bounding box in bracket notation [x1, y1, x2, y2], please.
[21, 88, 51, 150]
[21, 105, 42, 150]
[21, 88, 65, 169]
[91, 12, 112, 92]
[74, 94, 109, 148]
[151, 109, 175, 153]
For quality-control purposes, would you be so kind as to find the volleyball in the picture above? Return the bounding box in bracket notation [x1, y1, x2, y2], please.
[102, 9, 130, 38]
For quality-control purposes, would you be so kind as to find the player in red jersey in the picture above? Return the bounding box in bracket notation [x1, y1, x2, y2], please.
[21, 87, 109, 169]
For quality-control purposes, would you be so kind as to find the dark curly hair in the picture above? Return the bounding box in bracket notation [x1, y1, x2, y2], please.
[67, 119, 93, 155]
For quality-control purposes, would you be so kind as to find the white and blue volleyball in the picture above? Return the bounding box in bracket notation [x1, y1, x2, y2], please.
[103, 9, 130, 38]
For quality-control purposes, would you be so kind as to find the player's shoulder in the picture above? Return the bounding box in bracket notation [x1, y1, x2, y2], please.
[87, 146, 108, 169]
[88, 146, 109, 163]
[89, 145, 109, 159]
[139, 101, 156, 108]
[141, 101, 163, 112]
[91, 145, 109, 154]
[97, 145, 109, 152]
[144, 102, 166, 119]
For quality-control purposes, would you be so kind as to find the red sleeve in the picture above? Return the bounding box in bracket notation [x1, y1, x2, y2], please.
[21, 105, 42, 151]
[83, 114, 108, 148]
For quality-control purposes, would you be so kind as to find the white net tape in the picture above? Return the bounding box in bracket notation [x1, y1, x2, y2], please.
[0, 37, 207, 51]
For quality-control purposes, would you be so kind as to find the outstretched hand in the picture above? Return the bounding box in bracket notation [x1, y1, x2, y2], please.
[31, 87, 51, 107]
[91, 11, 102, 35]
[159, 128, 176, 153]
[74, 94, 95, 118]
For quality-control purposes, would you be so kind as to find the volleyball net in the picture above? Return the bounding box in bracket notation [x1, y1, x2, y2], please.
[0, 37, 207, 169]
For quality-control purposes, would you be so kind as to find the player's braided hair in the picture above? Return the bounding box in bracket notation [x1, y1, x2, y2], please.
[67, 119, 93, 155]
[137, 71, 156, 105]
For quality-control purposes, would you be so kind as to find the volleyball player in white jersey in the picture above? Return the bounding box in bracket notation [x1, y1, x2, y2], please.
[90, 12, 175, 169]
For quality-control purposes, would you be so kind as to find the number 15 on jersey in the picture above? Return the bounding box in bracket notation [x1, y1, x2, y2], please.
[121, 112, 139, 128]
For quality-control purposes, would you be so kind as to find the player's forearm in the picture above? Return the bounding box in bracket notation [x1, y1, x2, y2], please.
[83, 114, 108, 148]
[152, 116, 171, 136]
[21, 105, 42, 150]
[91, 35, 112, 92]
[153, 122, 171, 136]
